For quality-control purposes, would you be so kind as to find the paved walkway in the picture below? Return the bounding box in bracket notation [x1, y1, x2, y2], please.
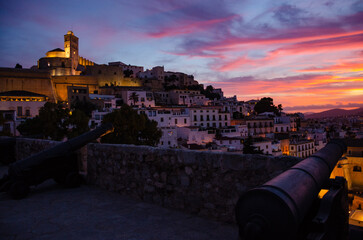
[0, 166, 238, 240]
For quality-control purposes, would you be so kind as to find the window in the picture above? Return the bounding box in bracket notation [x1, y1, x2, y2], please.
[353, 166, 362, 172]
[225, 115, 227, 120]
[200, 115, 204, 121]
[17, 106, 22, 117]
[25, 109, 30, 117]
[266, 145, 268, 149]
[219, 115, 222, 120]
[175, 119, 178, 124]
[194, 116, 197, 121]
[161, 117, 164, 122]
[184, 118, 187, 124]
[5, 114, 13, 120]
[213, 115, 216, 121]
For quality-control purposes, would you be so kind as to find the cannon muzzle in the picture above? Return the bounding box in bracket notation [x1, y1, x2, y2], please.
[235, 140, 347, 240]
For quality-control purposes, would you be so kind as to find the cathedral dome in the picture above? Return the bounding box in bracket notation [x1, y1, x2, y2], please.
[46, 48, 66, 58]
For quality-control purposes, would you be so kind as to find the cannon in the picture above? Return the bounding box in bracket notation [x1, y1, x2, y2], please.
[235, 140, 348, 240]
[0, 123, 113, 199]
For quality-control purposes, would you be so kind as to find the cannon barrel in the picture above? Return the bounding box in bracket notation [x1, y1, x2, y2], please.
[235, 140, 347, 240]
[9, 122, 113, 177]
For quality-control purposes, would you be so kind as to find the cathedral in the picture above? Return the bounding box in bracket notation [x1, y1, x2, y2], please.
[38, 31, 95, 76]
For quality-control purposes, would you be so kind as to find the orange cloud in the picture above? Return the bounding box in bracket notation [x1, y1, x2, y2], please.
[299, 62, 363, 73]
[206, 74, 363, 112]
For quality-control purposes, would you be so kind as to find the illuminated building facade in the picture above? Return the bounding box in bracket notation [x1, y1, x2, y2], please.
[38, 31, 95, 76]
[0, 90, 48, 118]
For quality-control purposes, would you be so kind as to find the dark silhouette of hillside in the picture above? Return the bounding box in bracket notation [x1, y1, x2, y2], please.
[306, 107, 363, 119]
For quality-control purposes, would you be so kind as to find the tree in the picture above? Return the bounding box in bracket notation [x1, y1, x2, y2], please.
[254, 97, 280, 115]
[15, 63, 22, 69]
[17, 102, 69, 140]
[17, 102, 90, 140]
[65, 109, 90, 139]
[202, 85, 221, 100]
[101, 105, 162, 146]
[243, 136, 264, 154]
[71, 99, 97, 117]
[123, 69, 133, 78]
[128, 92, 139, 106]
[278, 104, 283, 115]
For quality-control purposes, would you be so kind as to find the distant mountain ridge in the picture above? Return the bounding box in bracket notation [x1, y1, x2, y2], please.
[305, 107, 363, 119]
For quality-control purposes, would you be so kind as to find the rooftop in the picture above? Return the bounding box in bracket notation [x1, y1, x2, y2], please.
[0, 166, 237, 240]
[0, 90, 47, 98]
[48, 48, 65, 52]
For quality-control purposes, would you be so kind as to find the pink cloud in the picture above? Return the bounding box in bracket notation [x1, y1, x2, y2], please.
[147, 15, 238, 38]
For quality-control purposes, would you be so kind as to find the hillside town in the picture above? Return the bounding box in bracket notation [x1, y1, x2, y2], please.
[0, 31, 362, 159]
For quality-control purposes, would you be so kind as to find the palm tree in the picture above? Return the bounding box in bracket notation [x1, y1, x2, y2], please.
[129, 92, 139, 106]
[278, 104, 283, 115]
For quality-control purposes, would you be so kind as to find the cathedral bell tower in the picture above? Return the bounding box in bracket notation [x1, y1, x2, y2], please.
[64, 31, 79, 74]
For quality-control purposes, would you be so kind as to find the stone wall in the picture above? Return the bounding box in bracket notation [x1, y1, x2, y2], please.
[14, 138, 300, 223]
[16, 138, 59, 161]
[15, 138, 87, 173]
[87, 143, 300, 223]
[0, 68, 56, 102]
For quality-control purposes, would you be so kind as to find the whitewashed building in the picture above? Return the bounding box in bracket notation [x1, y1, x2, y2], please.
[159, 127, 178, 148]
[190, 106, 230, 128]
[177, 127, 215, 145]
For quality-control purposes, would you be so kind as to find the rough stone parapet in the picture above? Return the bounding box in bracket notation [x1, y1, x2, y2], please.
[86, 143, 300, 223]
[13, 138, 300, 222]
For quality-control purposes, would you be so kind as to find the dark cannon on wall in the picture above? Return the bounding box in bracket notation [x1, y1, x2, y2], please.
[236, 140, 348, 240]
[0, 123, 113, 199]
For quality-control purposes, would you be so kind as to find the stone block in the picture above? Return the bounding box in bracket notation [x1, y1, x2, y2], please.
[185, 166, 193, 175]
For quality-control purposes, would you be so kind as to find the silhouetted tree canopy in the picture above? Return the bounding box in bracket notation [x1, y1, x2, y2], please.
[202, 85, 221, 100]
[254, 97, 281, 115]
[243, 136, 264, 154]
[15, 63, 22, 69]
[65, 109, 90, 139]
[71, 99, 97, 117]
[101, 105, 162, 146]
[17, 102, 90, 140]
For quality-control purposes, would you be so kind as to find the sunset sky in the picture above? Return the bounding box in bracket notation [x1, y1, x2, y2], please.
[0, 0, 362, 113]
